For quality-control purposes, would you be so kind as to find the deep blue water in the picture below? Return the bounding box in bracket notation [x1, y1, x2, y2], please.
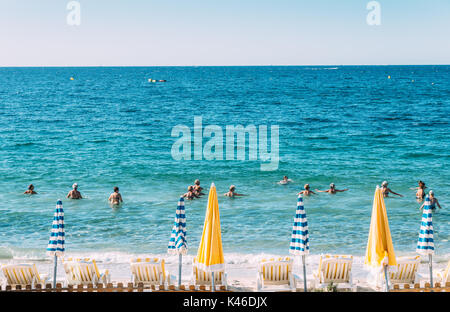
[0, 66, 448, 262]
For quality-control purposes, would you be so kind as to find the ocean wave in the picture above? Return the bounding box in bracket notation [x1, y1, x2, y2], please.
[3, 249, 449, 266]
[0, 247, 13, 259]
[11, 142, 37, 147]
[402, 152, 435, 158]
[303, 67, 339, 71]
[87, 139, 109, 144]
[306, 136, 329, 140]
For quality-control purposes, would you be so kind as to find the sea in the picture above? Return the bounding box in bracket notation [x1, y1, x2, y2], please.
[0, 66, 448, 282]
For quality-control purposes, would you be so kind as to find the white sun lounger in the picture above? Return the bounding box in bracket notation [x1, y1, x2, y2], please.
[436, 260, 450, 285]
[256, 257, 299, 291]
[1, 264, 50, 288]
[313, 254, 354, 290]
[130, 258, 174, 286]
[62, 258, 110, 286]
[190, 257, 227, 290]
[385, 256, 420, 285]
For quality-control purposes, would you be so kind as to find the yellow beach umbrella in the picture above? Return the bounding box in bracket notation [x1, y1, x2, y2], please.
[196, 183, 225, 275]
[365, 186, 397, 291]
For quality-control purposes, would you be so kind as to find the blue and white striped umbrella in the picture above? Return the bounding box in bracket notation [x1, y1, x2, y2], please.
[168, 197, 187, 255]
[416, 196, 434, 255]
[289, 194, 309, 255]
[417, 195, 435, 285]
[289, 194, 309, 291]
[46, 200, 65, 257]
[168, 196, 187, 287]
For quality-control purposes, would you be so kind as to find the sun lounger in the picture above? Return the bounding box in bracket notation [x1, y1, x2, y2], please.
[1, 264, 50, 288]
[256, 257, 299, 291]
[313, 254, 354, 290]
[62, 258, 110, 286]
[386, 256, 420, 285]
[190, 257, 227, 290]
[436, 260, 450, 285]
[130, 258, 174, 286]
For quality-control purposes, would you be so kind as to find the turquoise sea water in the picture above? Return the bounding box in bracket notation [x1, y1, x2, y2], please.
[0, 66, 449, 264]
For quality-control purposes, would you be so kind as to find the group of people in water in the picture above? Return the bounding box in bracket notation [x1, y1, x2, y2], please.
[24, 183, 123, 205]
[278, 176, 442, 211]
[182, 180, 246, 200]
[24, 177, 442, 212]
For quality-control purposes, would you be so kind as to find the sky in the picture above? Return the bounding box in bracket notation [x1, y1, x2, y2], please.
[0, 0, 449, 66]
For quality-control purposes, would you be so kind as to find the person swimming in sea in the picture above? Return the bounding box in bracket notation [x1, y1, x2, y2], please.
[420, 190, 442, 211]
[315, 183, 349, 194]
[380, 181, 403, 197]
[183, 186, 199, 200]
[24, 184, 37, 195]
[278, 176, 293, 185]
[108, 186, 123, 205]
[192, 179, 205, 196]
[410, 180, 427, 201]
[67, 183, 82, 199]
[224, 185, 246, 197]
[298, 184, 316, 196]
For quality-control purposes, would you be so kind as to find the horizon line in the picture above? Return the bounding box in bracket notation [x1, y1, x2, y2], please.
[1, 64, 450, 68]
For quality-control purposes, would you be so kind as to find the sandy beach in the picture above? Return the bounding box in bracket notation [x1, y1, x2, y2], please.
[1, 253, 447, 291]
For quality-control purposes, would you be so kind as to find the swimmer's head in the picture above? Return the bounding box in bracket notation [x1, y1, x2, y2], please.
[72, 183, 78, 189]
[188, 186, 194, 191]
[419, 180, 425, 187]
[304, 184, 310, 190]
[330, 183, 335, 189]
[194, 179, 200, 185]
[381, 181, 388, 187]
[429, 190, 434, 196]
[283, 176, 288, 180]
[230, 185, 236, 192]
[114, 186, 119, 192]
[28, 184, 34, 190]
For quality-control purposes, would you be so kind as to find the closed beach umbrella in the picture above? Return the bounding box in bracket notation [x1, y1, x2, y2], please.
[365, 186, 397, 291]
[289, 194, 309, 292]
[416, 195, 435, 286]
[196, 183, 224, 291]
[168, 196, 187, 287]
[46, 199, 65, 288]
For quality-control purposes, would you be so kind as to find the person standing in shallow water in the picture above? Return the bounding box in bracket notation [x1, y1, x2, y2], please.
[224, 185, 246, 197]
[420, 190, 442, 212]
[192, 179, 205, 196]
[298, 184, 316, 196]
[315, 183, 349, 194]
[109, 186, 123, 205]
[279, 176, 293, 185]
[24, 184, 37, 195]
[183, 186, 199, 200]
[67, 183, 82, 199]
[411, 180, 427, 201]
[380, 181, 403, 197]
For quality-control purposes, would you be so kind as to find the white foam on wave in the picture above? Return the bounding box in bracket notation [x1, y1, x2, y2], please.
[4, 248, 448, 266]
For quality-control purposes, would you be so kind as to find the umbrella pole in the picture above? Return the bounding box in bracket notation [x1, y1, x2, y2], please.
[384, 265, 390, 292]
[429, 254, 433, 289]
[302, 255, 307, 292]
[178, 254, 182, 288]
[53, 254, 57, 288]
[211, 272, 215, 292]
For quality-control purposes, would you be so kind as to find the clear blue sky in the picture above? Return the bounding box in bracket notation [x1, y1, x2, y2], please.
[0, 0, 449, 66]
